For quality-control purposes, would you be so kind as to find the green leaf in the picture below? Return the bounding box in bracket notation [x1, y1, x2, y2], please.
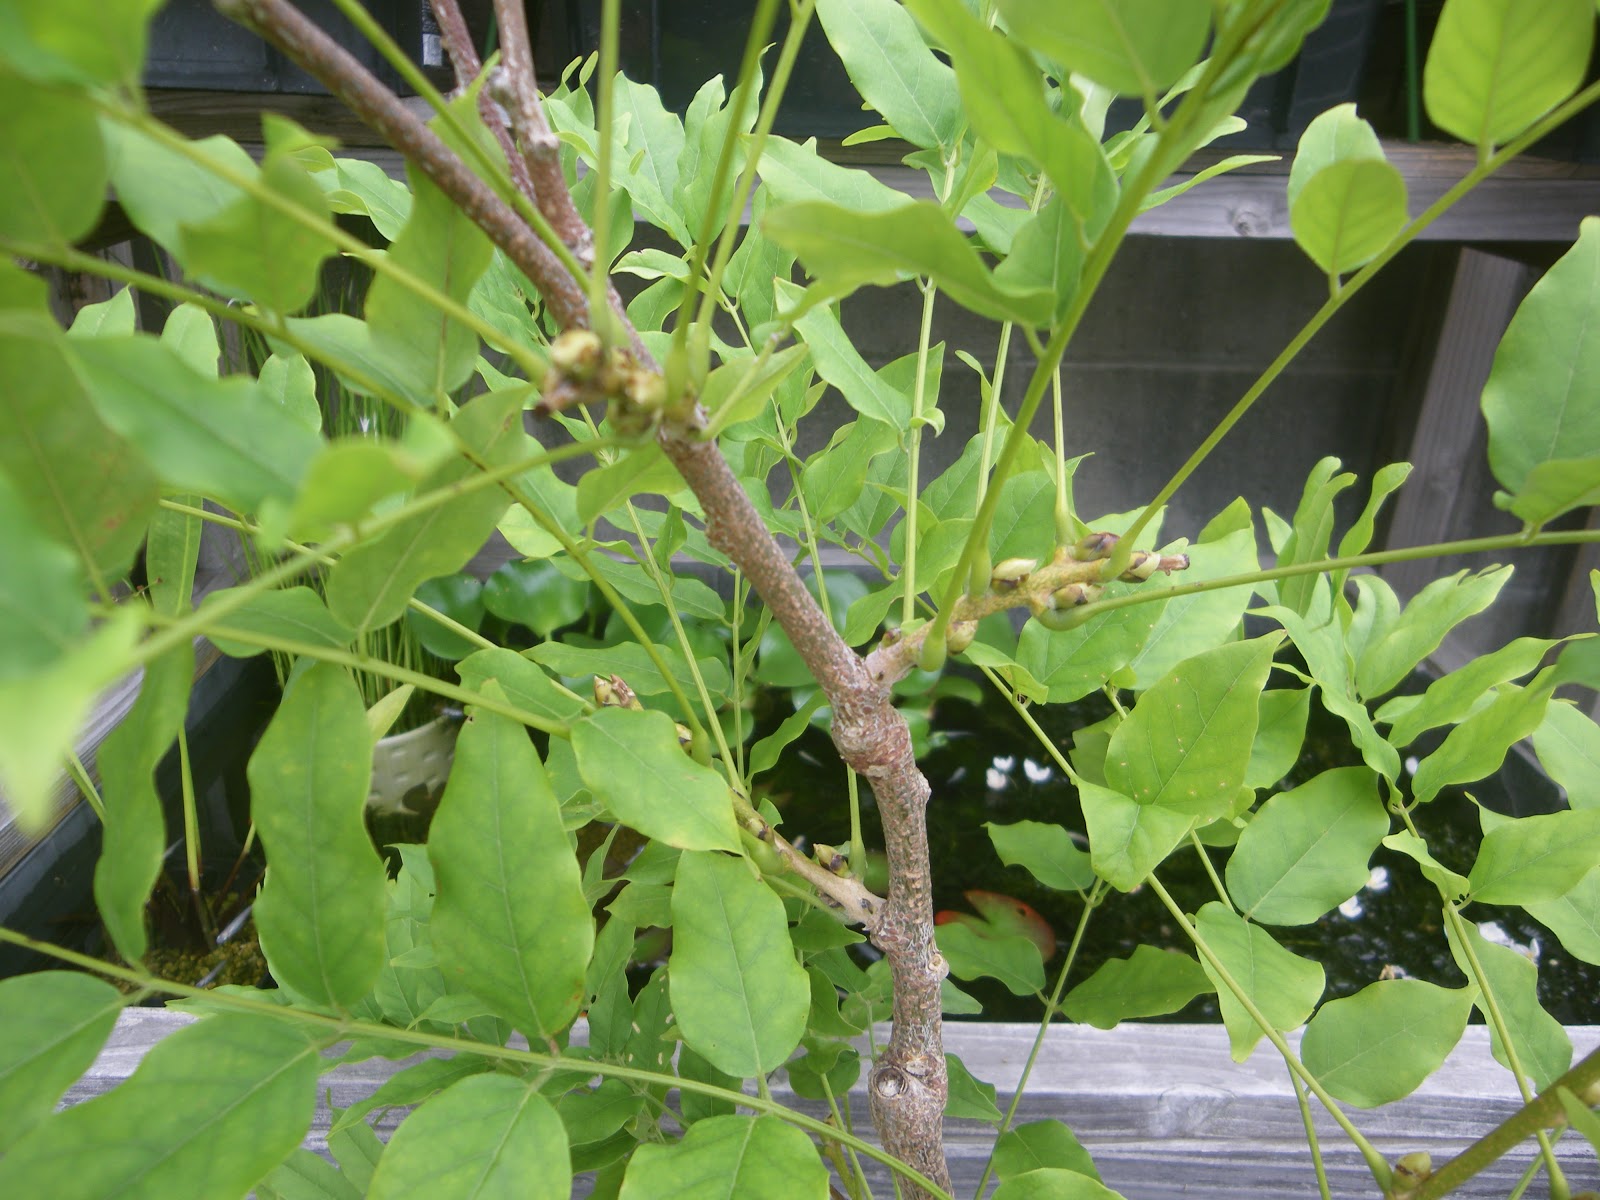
[992, 198, 1084, 320]
[0, 318, 159, 582]
[1482, 219, 1600, 503]
[1227, 766, 1388, 926]
[327, 389, 525, 632]
[611, 73, 690, 243]
[1355, 566, 1512, 699]
[1382, 830, 1471, 900]
[1014, 590, 1166, 703]
[994, 0, 1211, 98]
[754, 136, 909, 213]
[576, 444, 686, 526]
[1467, 809, 1600, 905]
[1060, 946, 1213, 1029]
[1446, 919, 1571, 1090]
[767, 200, 1053, 326]
[455, 648, 586, 726]
[1245, 687, 1312, 790]
[1301, 979, 1476, 1107]
[991, 1168, 1128, 1200]
[529, 639, 730, 703]
[101, 121, 256, 260]
[1423, 0, 1593, 151]
[748, 693, 828, 781]
[405, 572, 485, 659]
[479, 559, 588, 637]
[258, 1147, 363, 1200]
[1195, 902, 1325, 1061]
[945, 1052, 1003, 1122]
[200, 586, 355, 658]
[0, 75, 105, 244]
[1378, 636, 1557, 748]
[369, 1074, 569, 1200]
[0, 0, 161, 86]
[65, 287, 135, 338]
[701, 343, 810, 433]
[1411, 673, 1554, 805]
[1080, 780, 1193, 891]
[985, 821, 1095, 891]
[1288, 117, 1407, 278]
[992, 1120, 1101, 1184]
[0, 972, 122, 1154]
[1106, 635, 1279, 822]
[94, 642, 193, 962]
[249, 663, 386, 1007]
[572, 709, 739, 852]
[1126, 512, 1258, 688]
[429, 693, 593, 1038]
[0, 605, 140, 832]
[617, 1114, 829, 1199]
[1502, 456, 1600, 528]
[69, 334, 319, 515]
[816, 0, 962, 152]
[365, 154, 494, 396]
[935, 921, 1046, 995]
[310, 154, 413, 240]
[0, 1013, 320, 1198]
[668, 852, 810, 1077]
[1524, 866, 1600, 965]
[0, 472, 87, 679]
[1556, 1088, 1600, 1158]
[1533, 701, 1600, 805]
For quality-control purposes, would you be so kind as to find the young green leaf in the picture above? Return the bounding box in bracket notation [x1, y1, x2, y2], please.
[991, 1120, 1102, 1184]
[258, 1147, 363, 1200]
[1301, 979, 1476, 1107]
[1382, 830, 1470, 901]
[1105, 634, 1280, 823]
[935, 922, 1046, 995]
[991, 1168, 1128, 1200]
[1060, 945, 1213, 1029]
[0, 0, 161, 87]
[1482, 218, 1600, 508]
[765, 201, 1054, 327]
[0, 972, 122, 1154]
[368, 1075, 570, 1200]
[1556, 1088, 1600, 1158]
[1287, 107, 1407, 279]
[0, 471, 88, 679]
[754, 136, 909, 213]
[249, 661, 386, 1008]
[611, 73, 690, 243]
[199, 586, 355, 658]
[816, 0, 962, 152]
[327, 389, 526, 633]
[1376, 636, 1556, 748]
[1245, 687, 1312, 790]
[1079, 779, 1193, 892]
[1125, 511, 1258, 688]
[994, 0, 1211, 100]
[668, 851, 810, 1077]
[429, 691, 594, 1039]
[1523, 867, 1600, 966]
[782, 280, 910, 429]
[1195, 902, 1325, 1061]
[1532, 700, 1600, 805]
[617, 1114, 829, 1199]
[1423, 0, 1593, 152]
[529, 640, 730, 702]
[573, 708, 739, 852]
[70, 334, 320, 516]
[945, 1052, 1003, 1122]
[985, 820, 1095, 892]
[93, 642, 193, 963]
[0, 74, 105, 244]
[1355, 566, 1512, 699]
[1466, 809, 1600, 906]
[0, 1013, 321, 1198]
[1227, 766, 1388, 926]
[1410, 673, 1553, 805]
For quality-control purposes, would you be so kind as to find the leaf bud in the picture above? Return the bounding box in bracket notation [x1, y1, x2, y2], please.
[990, 557, 1037, 591]
[549, 328, 604, 381]
[946, 621, 976, 655]
[919, 628, 948, 674]
[1074, 531, 1118, 561]
[967, 547, 993, 597]
[1121, 550, 1161, 581]
[1393, 1152, 1432, 1185]
[1034, 602, 1097, 633]
[625, 369, 668, 410]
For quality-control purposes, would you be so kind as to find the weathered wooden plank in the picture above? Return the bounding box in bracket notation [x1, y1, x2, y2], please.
[64, 1011, 1600, 1197]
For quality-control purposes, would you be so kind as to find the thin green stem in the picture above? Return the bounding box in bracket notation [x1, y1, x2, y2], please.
[1049, 366, 1074, 546]
[902, 277, 939, 627]
[692, 0, 819, 334]
[1290, 1066, 1334, 1200]
[0, 924, 954, 1200]
[1115, 73, 1600, 562]
[1504, 1153, 1544, 1200]
[175, 727, 214, 941]
[820, 1072, 874, 1200]
[847, 768, 866, 883]
[1441, 904, 1566, 1187]
[1190, 832, 1233, 910]
[971, 879, 1107, 1200]
[1145, 872, 1393, 1191]
[589, 0, 620, 328]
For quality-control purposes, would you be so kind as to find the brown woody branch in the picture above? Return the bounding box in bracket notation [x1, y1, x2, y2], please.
[213, 1, 953, 1192]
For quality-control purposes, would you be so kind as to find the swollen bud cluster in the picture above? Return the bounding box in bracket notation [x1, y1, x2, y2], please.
[545, 329, 672, 442]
